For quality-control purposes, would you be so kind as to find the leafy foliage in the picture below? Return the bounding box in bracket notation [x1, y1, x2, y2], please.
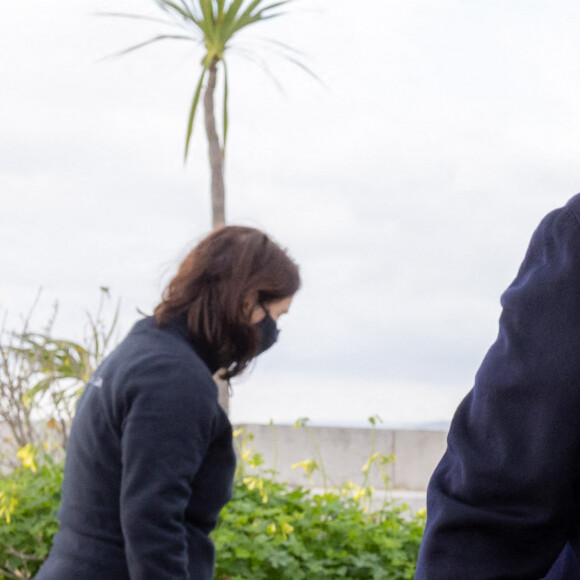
[213, 425, 424, 579]
[0, 455, 63, 579]
[0, 426, 425, 580]
[213, 476, 424, 580]
[0, 457, 424, 580]
[0, 288, 119, 466]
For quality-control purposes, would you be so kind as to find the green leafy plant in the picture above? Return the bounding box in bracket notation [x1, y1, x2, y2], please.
[0, 452, 63, 579]
[0, 288, 119, 465]
[214, 472, 424, 579]
[0, 422, 425, 579]
[213, 425, 425, 579]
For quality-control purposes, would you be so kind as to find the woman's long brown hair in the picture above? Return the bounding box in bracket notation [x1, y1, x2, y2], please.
[154, 226, 300, 379]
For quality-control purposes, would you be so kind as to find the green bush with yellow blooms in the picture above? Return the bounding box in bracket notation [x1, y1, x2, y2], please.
[0, 431, 425, 579]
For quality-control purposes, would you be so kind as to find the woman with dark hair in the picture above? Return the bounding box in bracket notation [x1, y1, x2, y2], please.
[36, 226, 300, 580]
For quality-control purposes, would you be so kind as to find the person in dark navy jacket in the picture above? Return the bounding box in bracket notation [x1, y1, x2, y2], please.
[415, 194, 580, 579]
[35, 226, 300, 580]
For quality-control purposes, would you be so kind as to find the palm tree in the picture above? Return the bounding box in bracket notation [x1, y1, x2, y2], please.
[107, 0, 315, 413]
[109, 0, 313, 229]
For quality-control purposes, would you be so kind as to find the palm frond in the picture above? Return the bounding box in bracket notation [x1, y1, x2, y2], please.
[223, 0, 259, 31]
[184, 2, 213, 39]
[256, 0, 291, 15]
[216, 0, 227, 20]
[185, 67, 209, 162]
[157, 0, 194, 21]
[230, 1, 290, 36]
[95, 12, 177, 27]
[230, 0, 267, 33]
[102, 34, 196, 60]
[234, 36, 323, 86]
[199, 0, 217, 37]
[220, 0, 245, 42]
[230, 46, 284, 92]
[276, 52, 323, 85]
[181, 0, 204, 21]
[253, 36, 305, 57]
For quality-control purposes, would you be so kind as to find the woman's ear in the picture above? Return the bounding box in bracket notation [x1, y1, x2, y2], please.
[242, 290, 259, 318]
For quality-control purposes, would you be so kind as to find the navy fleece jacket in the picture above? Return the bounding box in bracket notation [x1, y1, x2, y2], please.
[415, 194, 580, 579]
[35, 316, 236, 580]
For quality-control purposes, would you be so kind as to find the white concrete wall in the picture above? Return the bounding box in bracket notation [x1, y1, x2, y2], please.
[236, 424, 448, 492]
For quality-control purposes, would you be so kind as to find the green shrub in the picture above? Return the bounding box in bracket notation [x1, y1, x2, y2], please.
[0, 454, 62, 579]
[213, 475, 424, 580]
[0, 288, 119, 470]
[0, 435, 425, 579]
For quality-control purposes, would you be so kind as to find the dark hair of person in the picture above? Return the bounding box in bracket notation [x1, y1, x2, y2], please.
[154, 226, 300, 380]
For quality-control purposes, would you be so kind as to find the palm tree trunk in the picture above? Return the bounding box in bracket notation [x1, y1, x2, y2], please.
[204, 58, 229, 414]
[204, 58, 226, 229]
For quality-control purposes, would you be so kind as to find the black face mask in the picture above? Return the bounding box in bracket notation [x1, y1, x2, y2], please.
[254, 307, 279, 355]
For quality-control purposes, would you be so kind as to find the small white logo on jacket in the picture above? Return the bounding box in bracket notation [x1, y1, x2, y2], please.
[89, 375, 103, 388]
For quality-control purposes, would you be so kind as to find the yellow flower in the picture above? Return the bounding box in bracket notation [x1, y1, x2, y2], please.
[243, 476, 268, 503]
[362, 452, 381, 474]
[232, 428, 244, 438]
[243, 476, 256, 490]
[0, 491, 18, 524]
[17, 444, 37, 473]
[280, 522, 294, 536]
[343, 480, 371, 501]
[290, 458, 317, 477]
[293, 417, 309, 429]
[266, 523, 277, 534]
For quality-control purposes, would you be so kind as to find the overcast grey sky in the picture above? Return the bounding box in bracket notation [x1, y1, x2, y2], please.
[3, 0, 580, 427]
